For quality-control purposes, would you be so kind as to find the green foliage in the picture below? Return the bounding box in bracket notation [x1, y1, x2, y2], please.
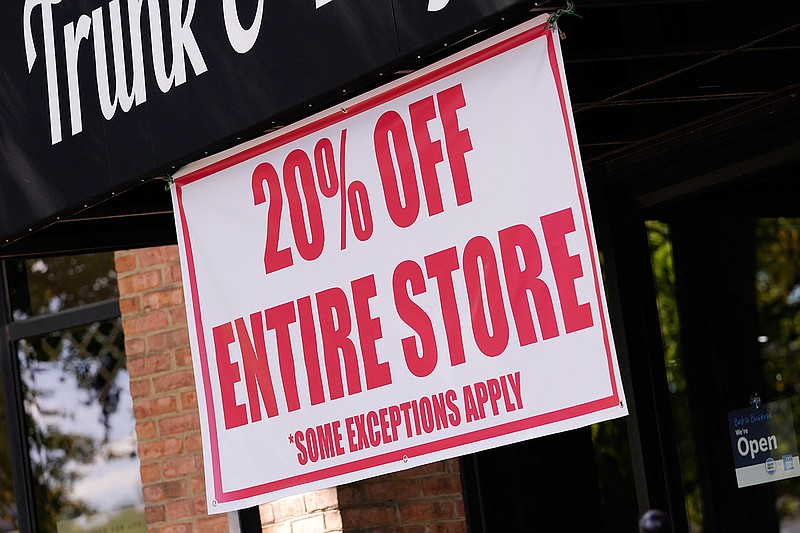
[646, 220, 704, 533]
[56, 506, 146, 533]
[646, 218, 800, 531]
[754, 218, 800, 526]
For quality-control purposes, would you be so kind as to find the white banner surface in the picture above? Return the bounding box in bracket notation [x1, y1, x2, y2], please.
[172, 16, 627, 514]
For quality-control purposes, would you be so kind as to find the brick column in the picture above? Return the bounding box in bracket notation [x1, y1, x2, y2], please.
[259, 488, 342, 532]
[258, 461, 467, 533]
[116, 245, 468, 532]
[337, 460, 466, 532]
[116, 246, 228, 532]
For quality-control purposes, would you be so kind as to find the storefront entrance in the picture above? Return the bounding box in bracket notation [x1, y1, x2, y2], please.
[646, 176, 800, 532]
[602, 119, 800, 533]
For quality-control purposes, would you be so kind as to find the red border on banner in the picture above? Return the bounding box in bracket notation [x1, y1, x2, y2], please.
[174, 21, 620, 505]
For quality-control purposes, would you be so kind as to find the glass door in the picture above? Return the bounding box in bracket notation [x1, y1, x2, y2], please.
[645, 177, 800, 532]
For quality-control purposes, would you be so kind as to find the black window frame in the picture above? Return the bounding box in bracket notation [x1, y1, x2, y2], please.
[0, 259, 123, 532]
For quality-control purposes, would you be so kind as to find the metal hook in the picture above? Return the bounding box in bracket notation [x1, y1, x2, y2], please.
[750, 392, 761, 410]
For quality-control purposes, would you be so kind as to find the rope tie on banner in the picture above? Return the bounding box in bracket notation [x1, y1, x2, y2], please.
[547, 1, 581, 39]
[161, 173, 175, 192]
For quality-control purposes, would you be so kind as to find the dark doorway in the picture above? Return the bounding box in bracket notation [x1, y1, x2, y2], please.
[461, 419, 638, 532]
[644, 171, 800, 532]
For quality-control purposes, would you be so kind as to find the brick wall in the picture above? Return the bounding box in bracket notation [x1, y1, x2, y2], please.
[116, 245, 468, 532]
[337, 460, 466, 533]
[256, 462, 466, 533]
[259, 488, 342, 532]
[116, 246, 228, 532]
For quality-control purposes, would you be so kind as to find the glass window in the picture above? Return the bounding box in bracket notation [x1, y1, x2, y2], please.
[2, 251, 145, 532]
[647, 220, 703, 532]
[6, 254, 118, 321]
[17, 318, 146, 532]
[0, 378, 19, 532]
[647, 215, 800, 532]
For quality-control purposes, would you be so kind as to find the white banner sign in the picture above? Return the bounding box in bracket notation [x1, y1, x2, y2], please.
[172, 16, 627, 514]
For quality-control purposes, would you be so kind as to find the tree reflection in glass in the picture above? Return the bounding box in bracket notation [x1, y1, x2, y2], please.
[17, 319, 145, 532]
[7, 253, 118, 321]
[647, 220, 704, 533]
[754, 218, 800, 530]
[649, 218, 800, 532]
[0, 377, 19, 532]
